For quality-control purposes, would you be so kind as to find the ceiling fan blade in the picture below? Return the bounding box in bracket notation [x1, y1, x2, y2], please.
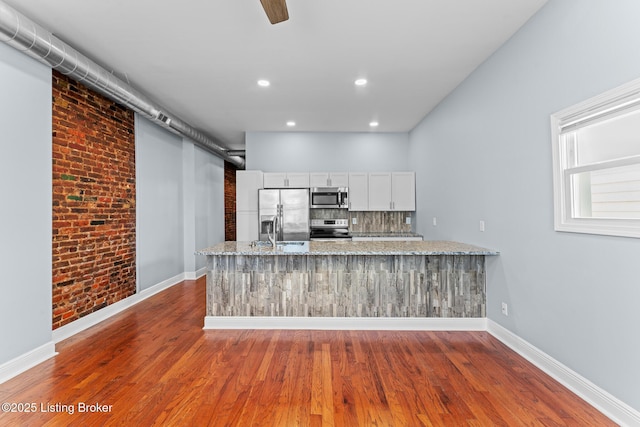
[260, 0, 289, 24]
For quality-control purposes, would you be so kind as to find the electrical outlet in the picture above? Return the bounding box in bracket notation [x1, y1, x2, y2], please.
[352, 217, 357, 225]
[501, 302, 508, 316]
[479, 220, 485, 232]
[405, 216, 411, 225]
[432, 217, 437, 226]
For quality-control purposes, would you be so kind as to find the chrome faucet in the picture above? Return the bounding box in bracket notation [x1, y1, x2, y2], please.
[267, 215, 278, 248]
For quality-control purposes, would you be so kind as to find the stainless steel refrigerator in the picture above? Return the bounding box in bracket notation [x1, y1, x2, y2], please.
[258, 189, 310, 241]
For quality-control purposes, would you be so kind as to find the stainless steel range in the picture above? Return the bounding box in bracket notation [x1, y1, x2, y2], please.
[309, 218, 351, 241]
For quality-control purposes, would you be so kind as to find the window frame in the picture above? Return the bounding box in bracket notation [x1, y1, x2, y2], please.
[551, 78, 640, 239]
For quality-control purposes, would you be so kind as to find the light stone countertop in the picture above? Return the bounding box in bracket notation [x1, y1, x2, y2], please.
[349, 232, 424, 238]
[196, 240, 498, 256]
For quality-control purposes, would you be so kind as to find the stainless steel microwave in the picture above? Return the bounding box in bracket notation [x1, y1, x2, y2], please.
[310, 187, 348, 209]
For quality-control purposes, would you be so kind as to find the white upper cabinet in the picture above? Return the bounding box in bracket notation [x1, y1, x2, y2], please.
[263, 172, 310, 188]
[309, 173, 330, 187]
[348, 173, 369, 211]
[236, 170, 263, 211]
[391, 172, 416, 211]
[263, 172, 287, 188]
[258, 170, 415, 211]
[362, 172, 416, 211]
[285, 172, 310, 188]
[328, 172, 349, 187]
[368, 172, 393, 210]
[309, 172, 349, 188]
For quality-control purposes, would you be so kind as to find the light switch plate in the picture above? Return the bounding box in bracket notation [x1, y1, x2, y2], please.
[405, 217, 411, 224]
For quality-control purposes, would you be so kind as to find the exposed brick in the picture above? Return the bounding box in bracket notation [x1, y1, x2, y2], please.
[224, 161, 238, 241]
[52, 71, 136, 330]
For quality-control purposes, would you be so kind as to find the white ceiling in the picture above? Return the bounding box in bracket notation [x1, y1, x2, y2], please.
[4, 0, 547, 151]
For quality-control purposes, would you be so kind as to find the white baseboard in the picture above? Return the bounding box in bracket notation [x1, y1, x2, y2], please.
[204, 316, 487, 331]
[487, 319, 640, 427]
[52, 272, 187, 343]
[0, 342, 56, 384]
[184, 267, 207, 281]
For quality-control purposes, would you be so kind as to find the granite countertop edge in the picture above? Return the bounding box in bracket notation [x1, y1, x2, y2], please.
[349, 232, 424, 238]
[196, 240, 499, 256]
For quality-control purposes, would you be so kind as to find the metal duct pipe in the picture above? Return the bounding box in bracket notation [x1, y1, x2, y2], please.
[0, 1, 245, 168]
[227, 150, 247, 157]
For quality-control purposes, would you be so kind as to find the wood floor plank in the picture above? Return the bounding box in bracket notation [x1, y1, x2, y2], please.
[0, 278, 617, 426]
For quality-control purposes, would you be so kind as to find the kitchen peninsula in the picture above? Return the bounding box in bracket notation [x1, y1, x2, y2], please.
[197, 240, 498, 329]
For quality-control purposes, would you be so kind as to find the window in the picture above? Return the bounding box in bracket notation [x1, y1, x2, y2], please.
[551, 78, 640, 238]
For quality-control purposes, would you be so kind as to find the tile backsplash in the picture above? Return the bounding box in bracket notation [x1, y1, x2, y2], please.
[349, 211, 412, 233]
[309, 209, 349, 220]
[310, 209, 413, 233]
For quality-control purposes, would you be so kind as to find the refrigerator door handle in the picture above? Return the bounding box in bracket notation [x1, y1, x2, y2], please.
[277, 204, 283, 241]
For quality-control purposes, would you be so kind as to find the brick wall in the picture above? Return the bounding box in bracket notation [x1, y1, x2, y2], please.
[224, 161, 237, 241]
[51, 71, 136, 329]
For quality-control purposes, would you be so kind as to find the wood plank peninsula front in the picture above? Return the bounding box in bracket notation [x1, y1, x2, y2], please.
[196, 241, 498, 328]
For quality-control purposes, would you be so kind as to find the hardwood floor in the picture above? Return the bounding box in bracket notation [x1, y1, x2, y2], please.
[0, 278, 615, 426]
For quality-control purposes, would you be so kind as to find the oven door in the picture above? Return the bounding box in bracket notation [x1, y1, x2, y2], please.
[310, 227, 351, 241]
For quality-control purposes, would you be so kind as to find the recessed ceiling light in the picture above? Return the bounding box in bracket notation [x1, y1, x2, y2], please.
[257, 79, 270, 87]
[286, 121, 296, 127]
[369, 121, 379, 127]
[355, 78, 368, 87]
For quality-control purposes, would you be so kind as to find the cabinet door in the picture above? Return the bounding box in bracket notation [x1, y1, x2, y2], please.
[368, 172, 392, 211]
[236, 211, 259, 241]
[285, 172, 310, 188]
[236, 170, 263, 211]
[391, 172, 416, 211]
[309, 173, 330, 187]
[329, 172, 349, 187]
[263, 172, 287, 188]
[348, 173, 369, 210]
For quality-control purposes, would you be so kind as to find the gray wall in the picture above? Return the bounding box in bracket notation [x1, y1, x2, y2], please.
[135, 115, 185, 290]
[0, 43, 52, 364]
[409, 0, 640, 411]
[194, 145, 225, 270]
[136, 120, 226, 286]
[246, 131, 410, 172]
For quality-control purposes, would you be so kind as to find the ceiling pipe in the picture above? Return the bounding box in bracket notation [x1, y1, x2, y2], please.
[226, 150, 246, 157]
[0, 1, 245, 169]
